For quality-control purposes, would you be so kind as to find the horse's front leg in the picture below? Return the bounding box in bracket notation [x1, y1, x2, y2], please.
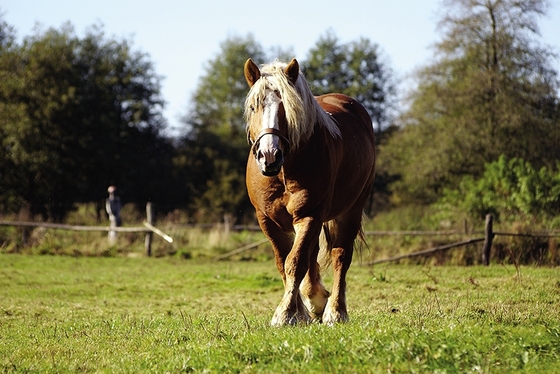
[271, 216, 322, 326]
[256, 211, 292, 282]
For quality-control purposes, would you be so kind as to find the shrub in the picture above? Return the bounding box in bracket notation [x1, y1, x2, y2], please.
[437, 156, 560, 225]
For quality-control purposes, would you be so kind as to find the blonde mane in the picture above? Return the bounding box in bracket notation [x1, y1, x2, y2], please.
[244, 60, 341, 149]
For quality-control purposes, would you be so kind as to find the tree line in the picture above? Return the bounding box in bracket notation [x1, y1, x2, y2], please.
[1, 0, 559, 226]
[0, 20, 175, 221]
[380, 0, 560, 226]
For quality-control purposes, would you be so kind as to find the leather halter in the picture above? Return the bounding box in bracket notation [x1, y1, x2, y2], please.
[250, 128, 291, 156]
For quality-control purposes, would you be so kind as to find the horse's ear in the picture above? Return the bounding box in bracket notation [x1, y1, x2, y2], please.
[244, 58, 260, 87]
[284, 58, 299, 84]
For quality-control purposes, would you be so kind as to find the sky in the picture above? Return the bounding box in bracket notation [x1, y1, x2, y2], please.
[2, 0, 560, 134]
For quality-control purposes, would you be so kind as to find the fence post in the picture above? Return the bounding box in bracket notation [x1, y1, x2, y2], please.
[145, 202, 153, 256]
[223, 213, 232, 236]
[482, 214, 494, 266]
[106, 186, 121, 245]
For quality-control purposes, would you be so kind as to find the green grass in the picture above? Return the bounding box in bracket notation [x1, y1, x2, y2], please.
[1, 255, 559, 373]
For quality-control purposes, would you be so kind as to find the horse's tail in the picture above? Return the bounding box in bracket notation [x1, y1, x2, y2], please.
[317, 222, 334, 271]
[317, 217, 368, 271]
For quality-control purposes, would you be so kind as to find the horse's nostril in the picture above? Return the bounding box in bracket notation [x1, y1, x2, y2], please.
[256, 150, 264, 163]
[266, 150, 283, 170]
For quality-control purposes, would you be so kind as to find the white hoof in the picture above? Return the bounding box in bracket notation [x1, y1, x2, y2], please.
[322, 303, 349, 326]
[271, 308, 310, 327]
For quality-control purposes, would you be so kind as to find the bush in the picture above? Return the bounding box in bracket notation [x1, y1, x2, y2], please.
[437, 155, 560, 225]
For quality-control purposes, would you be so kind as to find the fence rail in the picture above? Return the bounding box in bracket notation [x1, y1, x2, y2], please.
[0, 215, 173, 256]
[364, 230, 462, 236]
[2, 213, 559, 263]
[0, 221, 147, 232]
[364, 214, 560, 265]
[364, 237, 486, 266]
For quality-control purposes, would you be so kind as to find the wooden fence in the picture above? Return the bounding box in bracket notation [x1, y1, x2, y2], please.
[2, 212, 559, 263]
[363, 214, 560, 265]
[0, 202, 172, 256]
[215, 214, 560, 265]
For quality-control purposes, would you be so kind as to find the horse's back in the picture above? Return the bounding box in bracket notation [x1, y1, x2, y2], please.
[316, 93, 374, 140]
[316, 93, 375, 174]
[316, 93, 376, 217]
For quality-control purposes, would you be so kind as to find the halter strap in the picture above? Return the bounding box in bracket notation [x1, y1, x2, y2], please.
[251, 128, 291, 155]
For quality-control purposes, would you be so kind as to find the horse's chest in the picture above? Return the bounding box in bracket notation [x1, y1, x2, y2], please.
[254, 181, 295, 212]
[250, 171, 329, 226]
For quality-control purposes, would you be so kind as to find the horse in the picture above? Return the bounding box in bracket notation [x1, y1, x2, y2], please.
[243, 58, 376, 326]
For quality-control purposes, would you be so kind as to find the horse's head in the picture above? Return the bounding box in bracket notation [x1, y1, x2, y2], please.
[244, 58, 300, 177]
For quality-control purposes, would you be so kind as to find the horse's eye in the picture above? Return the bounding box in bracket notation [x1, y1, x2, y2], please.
[250, 105, 255, 112]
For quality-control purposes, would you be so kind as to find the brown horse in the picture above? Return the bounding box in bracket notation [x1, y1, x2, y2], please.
[244, 58, 376, 326]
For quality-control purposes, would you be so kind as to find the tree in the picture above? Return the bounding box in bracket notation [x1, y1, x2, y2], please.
[0, 22, 172, 220]
[176, 35, 292, 221]
[303, 30, 397, 131]
[71, 24, 173, 210]
[0, 12, 25, 213]
[0, 24, 83, 220]
[302, 31, 398, 214]
[380, 0, 560, 204]
[0, 9, 15, 48]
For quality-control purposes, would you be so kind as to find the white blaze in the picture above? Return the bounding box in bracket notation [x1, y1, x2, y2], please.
[257, 89, 282, 166]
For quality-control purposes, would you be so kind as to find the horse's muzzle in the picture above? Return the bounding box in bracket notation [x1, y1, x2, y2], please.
[251, 128, 289, 177]
[256, 148, 284, 176]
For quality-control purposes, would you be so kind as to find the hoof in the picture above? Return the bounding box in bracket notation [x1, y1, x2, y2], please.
[322, 314, 348, 326]
[271, 309, 310, 327]
[322, 307, 349, 326]
[300, 290, 330, 321]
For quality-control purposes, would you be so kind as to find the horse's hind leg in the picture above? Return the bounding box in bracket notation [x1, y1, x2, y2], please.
[323, 212, 362, 325]
[299, 239, 330, 321]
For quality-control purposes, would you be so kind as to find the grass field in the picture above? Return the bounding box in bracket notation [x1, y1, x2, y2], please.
[1, 254, 559, 373]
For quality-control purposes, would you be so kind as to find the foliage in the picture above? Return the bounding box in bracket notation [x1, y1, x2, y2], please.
[3, 3, 559, 227]
[1, 14, 398, 223]
[380, 0, 560, 205]
[1, 255, 559, 373]
[0, 20, 173, 221]
[175, 35, 272, 222]
[303, 30, 397, 131]
[0, 9, 15, 51]
[302, 31, 398, 216]
[438, 156, 560, 223]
